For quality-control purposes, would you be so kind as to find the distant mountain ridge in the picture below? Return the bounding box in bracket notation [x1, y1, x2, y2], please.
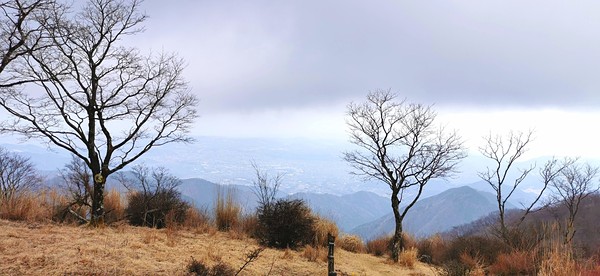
[177, 178, 389, 232]
[351, 186, 510, 240]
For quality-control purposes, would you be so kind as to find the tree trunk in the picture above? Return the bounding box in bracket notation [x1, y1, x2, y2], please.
[390, 190, 404, 262]
[90, 178, 105, 226]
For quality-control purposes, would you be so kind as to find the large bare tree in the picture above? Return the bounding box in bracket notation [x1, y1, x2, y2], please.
[343, 89, 466, 262]
[0, 0, 198, 225]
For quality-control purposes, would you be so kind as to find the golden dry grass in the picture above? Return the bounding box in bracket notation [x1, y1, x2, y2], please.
[398, 247, 418, 269]
[338, 234, 365, 253]
[0, 219, 438, 275]
[312, 216, 339, 247]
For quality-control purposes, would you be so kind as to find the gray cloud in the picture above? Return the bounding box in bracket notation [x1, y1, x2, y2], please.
[139, 0, 600, 113]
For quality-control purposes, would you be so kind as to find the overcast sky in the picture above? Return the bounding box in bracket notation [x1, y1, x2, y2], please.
[132, 1, 600, 158]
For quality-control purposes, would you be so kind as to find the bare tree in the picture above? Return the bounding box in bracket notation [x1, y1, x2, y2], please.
[118, 165, 187, 228]
[57, 155, 92, 223]
[343, 89, 466, 262]
[478, 131, 535, 244]
[548, 160, 599, 244]
[0, 146, 42, 202]
[478, 131, 568, 246]
[0, 0, 198, 226]
[250, 160, 283, 208]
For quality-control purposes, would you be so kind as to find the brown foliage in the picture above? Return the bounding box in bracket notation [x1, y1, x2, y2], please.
[366, 235, 391, 257]
[488, 250, 536, 275]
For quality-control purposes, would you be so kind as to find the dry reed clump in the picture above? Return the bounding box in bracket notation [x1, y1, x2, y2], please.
[215, 187, 241, 232]
[366, 235, 391, 257]
[312, 216, 339, 247]
[302, 245, 327, 262]
[104, 188, 125, 224]
[0, 189, 67, 222]
[338, 234, 365, 253]
[399, 247, 419, 268]
[538, 243, 579, 276]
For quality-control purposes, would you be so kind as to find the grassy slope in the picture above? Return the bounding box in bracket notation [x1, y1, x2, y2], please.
[0, 220, 438, 276]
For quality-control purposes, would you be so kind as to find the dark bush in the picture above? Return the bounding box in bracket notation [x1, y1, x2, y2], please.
[256, 198, 315, 249]
[126, 188, 188, 228]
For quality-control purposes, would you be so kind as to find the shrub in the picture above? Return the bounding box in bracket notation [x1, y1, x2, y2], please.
[443, 235, 510, 266]
[399, 247, 418, 268]
[256, 198, 315, 249]
[126, 188, 188, 228]
[488, 250, 536, 275]
[215, 187, 240, 231]
[417, 234, 447, 264]
[313, 216, 339, 247]
[121, 165, 188, 228]
[339, 235, 365, 253]
[366, 235, 391, 257]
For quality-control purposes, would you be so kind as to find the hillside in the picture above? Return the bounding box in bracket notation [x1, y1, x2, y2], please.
[0, 220, 438, 275]
[351, 186, 507, 240]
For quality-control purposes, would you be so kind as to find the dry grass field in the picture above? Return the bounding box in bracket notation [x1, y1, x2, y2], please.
[0, 219, 438, 275]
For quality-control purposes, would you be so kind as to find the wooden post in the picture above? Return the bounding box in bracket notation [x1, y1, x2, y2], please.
[327, 233, 337, 276]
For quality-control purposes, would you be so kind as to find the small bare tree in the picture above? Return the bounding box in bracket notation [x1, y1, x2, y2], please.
[0, 146, 42, 202]
[57, 155, 92, 223]
[250, 161, 283, 208]
[343, 89, 466, 262]
[478, 131, 568, 246]
[479, 131, 535, 244]
[548, 160, 599, 244]
[0, 0, 198, 226]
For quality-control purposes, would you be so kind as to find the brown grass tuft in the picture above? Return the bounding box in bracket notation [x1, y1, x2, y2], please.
[215, 187, 241, 232]
[338, 234, 365, 253]
[281, 247, 294, 260]
[302, 245, 327, 262]
[312, 216, 339, 247]
[399, 247, 418, 268]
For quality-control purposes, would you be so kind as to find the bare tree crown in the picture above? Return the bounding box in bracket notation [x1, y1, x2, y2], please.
[344, 89, 465, 192]
[0, 0, 198, 175]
